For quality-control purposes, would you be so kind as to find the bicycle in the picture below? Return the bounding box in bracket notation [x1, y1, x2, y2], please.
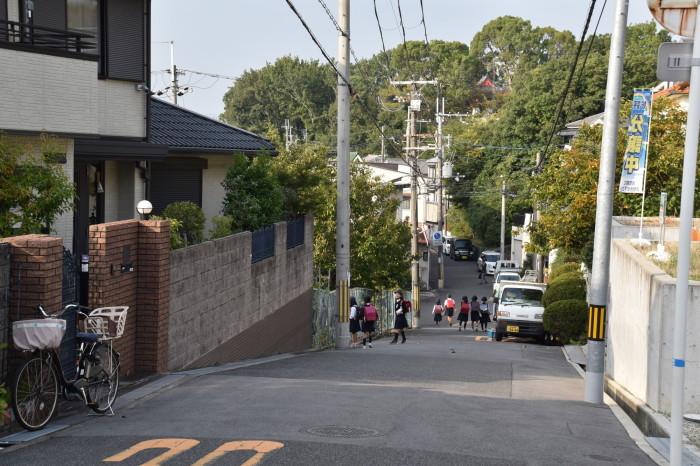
[10, 303, 128, 431]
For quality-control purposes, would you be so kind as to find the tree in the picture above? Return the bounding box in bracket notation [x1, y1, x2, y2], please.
[313, 164, 411, 290]
[0, 136, 73, 237]
[221, 155, 284, 232]
[272, 143, 332, 218]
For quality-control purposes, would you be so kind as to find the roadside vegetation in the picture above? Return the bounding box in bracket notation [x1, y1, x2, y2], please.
[543, 258, 588, 344]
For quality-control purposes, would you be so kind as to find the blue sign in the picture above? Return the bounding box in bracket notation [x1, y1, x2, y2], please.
[620, 89, 653, 194]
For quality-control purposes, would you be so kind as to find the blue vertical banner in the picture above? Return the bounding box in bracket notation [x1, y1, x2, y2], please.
[619, 89, 653, 194]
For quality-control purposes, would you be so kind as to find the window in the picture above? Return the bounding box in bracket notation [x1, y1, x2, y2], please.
[67, 0, 98, 54]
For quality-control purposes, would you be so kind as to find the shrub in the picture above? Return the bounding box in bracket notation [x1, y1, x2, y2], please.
[162, 201, 205, 246]
[209, 215, 233, 240]
[543, 278, 586, 307]
[543, 299, 588, 343]
[550, 271, 585, 286]
[549, 262, 581, 281]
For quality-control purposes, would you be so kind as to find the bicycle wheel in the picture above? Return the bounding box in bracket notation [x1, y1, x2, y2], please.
[12, 355, 59, 431]
[85, 344, 119, 413]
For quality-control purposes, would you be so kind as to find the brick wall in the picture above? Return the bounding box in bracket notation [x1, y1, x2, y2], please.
[168, 215, 314, 370]
[88, 219, 169, 377]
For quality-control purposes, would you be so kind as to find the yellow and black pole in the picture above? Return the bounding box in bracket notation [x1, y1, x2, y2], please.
[587, 305, 606, 342]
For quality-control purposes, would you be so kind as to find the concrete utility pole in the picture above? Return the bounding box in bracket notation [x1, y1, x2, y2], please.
[335, 0, 351, 337]
[585, 0, 629, 405]
[380, 125, 386, 162]
[169, 41, 180, 105]
[671, 9, 700, 465]
[533, 152, 545, 282]
[500, 177, 506, 261]
[436, 98, 445, 289]
[408, 96, 420, 327]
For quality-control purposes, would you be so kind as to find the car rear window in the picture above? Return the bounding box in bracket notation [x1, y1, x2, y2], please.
[501, 288, 543, 305]
[497, 273, 520, 282]
[485, 254, 500, 262]
[454, 240, 471, 248]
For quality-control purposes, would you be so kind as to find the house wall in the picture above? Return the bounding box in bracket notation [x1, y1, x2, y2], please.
[168, 216, 314, 370]
[104, 161, 137, 223]
[0, 49, 145, 138]
[607, 239, 700, 414]
[201, 155, 230, 232]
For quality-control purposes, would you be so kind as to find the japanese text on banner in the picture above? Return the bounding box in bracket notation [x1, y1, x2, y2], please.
[619, 89, 652, 194]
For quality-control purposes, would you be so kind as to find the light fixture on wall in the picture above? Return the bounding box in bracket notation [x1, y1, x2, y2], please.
[136, 200, 153, 220]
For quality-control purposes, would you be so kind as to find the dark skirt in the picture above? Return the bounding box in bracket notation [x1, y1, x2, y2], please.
[349, 319, 361, 333]
[362, 320, 376, 333]
[457, 312, 469, 322]
[434, 313, 443, 322]
[480, 312, 491, 324]
[470, 310, 481, 322]
[394, 313, 409, 329]
[445, 308, 454, 317]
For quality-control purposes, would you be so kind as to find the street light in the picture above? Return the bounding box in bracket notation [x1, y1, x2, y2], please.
[136, 200, 153, 220]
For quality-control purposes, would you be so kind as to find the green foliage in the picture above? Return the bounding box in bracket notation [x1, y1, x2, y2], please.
[549, 262, 581, 282]
[543, 299, 588, 344]
[273, 143, 332, 217]
[222, 155, 284, 232]
[543, 277, 586, 307]
[162, 201, 205, 246]
[0, 135, 73, 237]
[209, 215, 234, 240]
[151, 216, 184, 249]
[445, 206, 473, 239]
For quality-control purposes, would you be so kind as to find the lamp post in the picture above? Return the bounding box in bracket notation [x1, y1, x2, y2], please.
[136, 200, 153, 220]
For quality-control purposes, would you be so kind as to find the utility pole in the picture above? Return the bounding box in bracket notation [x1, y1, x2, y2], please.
[585, 0, 629, 405]
[335, 0, 351, 344]
[533, 152, 545, 282]
[436, 97, 445, 289]
[408, 95, 420, 327]
[671, 8, 700, 465]
[500, 177, 506, 261]
[169, 41, 179, 105]
[380, 125, 386, 162]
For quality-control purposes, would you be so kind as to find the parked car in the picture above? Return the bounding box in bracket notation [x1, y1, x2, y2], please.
[495, 282, 547, 344]
[450, 238, 476, 261]
[492, 270, 522, 298]
[521, 270, 538, 282]
[479, 250, 501, 275]
[443, 236, 454, 256]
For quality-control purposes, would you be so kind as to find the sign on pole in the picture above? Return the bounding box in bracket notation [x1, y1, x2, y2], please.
[657, 42, 694, 82]
[648, 0, 698, 38]
[431, 231, 443, 246]
[619, 89, 653, 194]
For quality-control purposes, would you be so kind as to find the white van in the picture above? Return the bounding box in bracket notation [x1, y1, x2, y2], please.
[495, 260, 518, 276]
[492, 271, 521, 298]
[495, 282, 547, 344]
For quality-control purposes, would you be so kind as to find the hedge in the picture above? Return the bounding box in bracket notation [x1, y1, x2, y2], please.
[549, 262, 581, 282]
[543, 299, 588, 343]
[163, 201, 206, 246]
[543, 278, 586, 307]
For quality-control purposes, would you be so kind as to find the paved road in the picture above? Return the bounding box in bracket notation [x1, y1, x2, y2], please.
[1, 257, 654, 465]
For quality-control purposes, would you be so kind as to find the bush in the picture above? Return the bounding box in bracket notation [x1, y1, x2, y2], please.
[209, 215, 233, 239]
[549, 262, 581, 281]
[162, 201, 205, 246]
[543, 278, 586, 307]
[543, 299, 588, 343]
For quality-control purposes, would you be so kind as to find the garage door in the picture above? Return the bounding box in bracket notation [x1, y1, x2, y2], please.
[150, 158, 207, 214]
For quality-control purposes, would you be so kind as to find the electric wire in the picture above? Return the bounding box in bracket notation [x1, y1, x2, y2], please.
[373, 0, 392, 72]
[571, 0, 608, 105]
[419, 0, 429, 46]
[536, 0, 598, 172]
[316, 0, 360, 63]
[284, 0, 353, 95]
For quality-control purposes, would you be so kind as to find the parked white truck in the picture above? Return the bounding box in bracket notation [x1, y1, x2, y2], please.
[495, 282, 547, 344]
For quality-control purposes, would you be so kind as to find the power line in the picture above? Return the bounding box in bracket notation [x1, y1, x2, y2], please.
[284, 0, 354, 95]
[373, 0, 392, 72]
[536, 0, 598, 171]
[396, 0, 412, 74]
[419, 0, 429, 46]
[572, 0, 608, 103]
[316, 0, 360, 63]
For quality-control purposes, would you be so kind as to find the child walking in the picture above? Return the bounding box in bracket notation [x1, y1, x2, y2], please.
[349, 296, 361, 347]
[362, 296, 378, 348]
[480, 296, 491, 332]
[432, 300, 443, 325]
[470, 295, 481, 331]
[444, 294, 456, 327]
[457, 296, 469, 331]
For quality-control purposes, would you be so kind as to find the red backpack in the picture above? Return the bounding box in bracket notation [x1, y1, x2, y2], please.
[402, 300, 412, 313]
[364, 303, 378, 322]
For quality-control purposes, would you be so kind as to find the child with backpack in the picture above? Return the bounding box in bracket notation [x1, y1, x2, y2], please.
[470, 295, 481, 331]
[443, 294, 456, 327]
[349, 296, 361, 348]
[480, 296, 491, 332]
[432, 299, 443, 325]
[391, 290, 408, 344]
[362, 296, 378, 349]
[457, 296, 469, 331]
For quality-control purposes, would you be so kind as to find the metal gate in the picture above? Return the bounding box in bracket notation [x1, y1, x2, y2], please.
[60, 248, 79, 380]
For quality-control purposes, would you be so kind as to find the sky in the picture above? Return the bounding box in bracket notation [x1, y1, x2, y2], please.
[151, 1, 655, 120]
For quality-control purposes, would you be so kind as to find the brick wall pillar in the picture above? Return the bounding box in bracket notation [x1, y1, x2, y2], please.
[4, 235, 63, 322]
[136, 220, 170, 373]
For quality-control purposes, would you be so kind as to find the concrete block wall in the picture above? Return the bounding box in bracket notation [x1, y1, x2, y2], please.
[168, 215, 314, 370]
[607, 239, 700, 414]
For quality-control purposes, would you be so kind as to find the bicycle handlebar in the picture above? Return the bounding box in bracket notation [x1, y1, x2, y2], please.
[36, 303, 93, 319]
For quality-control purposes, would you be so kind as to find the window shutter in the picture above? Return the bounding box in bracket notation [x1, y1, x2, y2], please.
[150, 159, 205, 214]
[0, 0, 6, 22]
[31, 0, 67, 31]
[105, 0, 144, 81]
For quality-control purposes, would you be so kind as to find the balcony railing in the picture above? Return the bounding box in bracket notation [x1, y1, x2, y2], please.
[0, 20, 97, 56]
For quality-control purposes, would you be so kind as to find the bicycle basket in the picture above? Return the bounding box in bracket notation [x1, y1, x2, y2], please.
[12, 319, 67, 351]
[85, 306, 128, 340]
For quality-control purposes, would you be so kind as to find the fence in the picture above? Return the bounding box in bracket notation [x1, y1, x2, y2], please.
[286, 217, 305, 249]
[251, 224, 275, 263]
[312, 287, 412, 349]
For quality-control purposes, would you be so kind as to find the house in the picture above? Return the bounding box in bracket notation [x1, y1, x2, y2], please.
[0, 0, 168, 261]
[148, 98, 275, 230]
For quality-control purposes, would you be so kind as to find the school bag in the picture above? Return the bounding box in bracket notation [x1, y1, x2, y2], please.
[433, 305, 443, 315]
[445, 297, 455, 309]
[402, 300, 412, 314]
[364, 303, 378, 322]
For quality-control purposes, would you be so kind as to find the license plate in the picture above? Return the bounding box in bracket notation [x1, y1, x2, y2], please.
[506, 325, 519, 333]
